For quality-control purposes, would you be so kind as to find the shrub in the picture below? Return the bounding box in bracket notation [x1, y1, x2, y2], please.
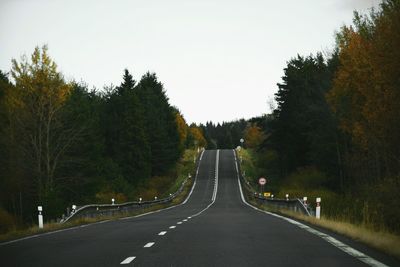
[0, 207, 16, 234]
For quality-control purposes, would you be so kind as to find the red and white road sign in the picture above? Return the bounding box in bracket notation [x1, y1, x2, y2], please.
[258, 177, 266, 185]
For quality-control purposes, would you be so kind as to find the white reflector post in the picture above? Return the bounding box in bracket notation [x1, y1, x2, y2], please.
[38, 206, 43, 229]
[316, 197, 321, 219]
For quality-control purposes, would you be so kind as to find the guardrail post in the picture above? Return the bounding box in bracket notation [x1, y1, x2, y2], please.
[316, 197, 321, 219]
[38, 206, 43, 229]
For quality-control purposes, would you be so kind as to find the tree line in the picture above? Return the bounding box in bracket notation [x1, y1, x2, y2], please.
[263, 0, 399, 232]
[0, 47, 206, 230]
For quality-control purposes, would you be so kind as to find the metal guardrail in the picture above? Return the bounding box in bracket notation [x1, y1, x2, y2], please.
[61, 151, 202, 224]
[253, 195, 312, 216]
[235, 149, 311, 216]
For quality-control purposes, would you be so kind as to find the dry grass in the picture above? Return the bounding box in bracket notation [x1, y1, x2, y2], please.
[0, 220, 88, 243]
[240, 148, 400, 259]
[255, 203, 400, 259]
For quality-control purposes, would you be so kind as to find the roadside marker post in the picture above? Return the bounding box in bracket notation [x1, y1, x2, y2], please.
[303, 196, 308, 206]
[72, 205, 76, 214]
[258, 177, 266, 195]
[38, 206, 43, 229]
[286, 194, 289, 201]
[316, 197, 321, 219]
[112, 198, 115, 205]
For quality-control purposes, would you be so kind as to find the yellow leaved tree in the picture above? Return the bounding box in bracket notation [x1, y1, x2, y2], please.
[189, 126, 207, 148]
[9, 45, 73, 202]
[175, 111, 188, 151]
[244, 124, 265, 149]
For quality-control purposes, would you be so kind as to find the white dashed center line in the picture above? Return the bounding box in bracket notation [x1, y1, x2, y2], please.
[158, 231, 167, 236]
[177, 222, 182, 224]
[120, 256, 136, 264]
[144, 242, 155, 248]
[183, 219, 188, 222]
[187, 216, 191, 219]
[169, 225, 176, 229]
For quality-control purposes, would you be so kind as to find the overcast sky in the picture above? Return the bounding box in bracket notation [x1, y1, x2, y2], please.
[0, 0, 381, 124]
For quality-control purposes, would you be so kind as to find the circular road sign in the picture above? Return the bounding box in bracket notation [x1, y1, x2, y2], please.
[259, 177, 266, 185]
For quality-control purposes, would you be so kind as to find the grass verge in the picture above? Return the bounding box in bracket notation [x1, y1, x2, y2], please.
[239, 147, 400, 260]
[258, 203, 400, 259]
[0, 149, 199, 244]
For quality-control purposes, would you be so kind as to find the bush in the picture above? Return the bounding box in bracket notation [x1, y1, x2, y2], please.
[283, 167, 330, 190]
[95, 191, 127, 204]
[0, 207, 16, 234]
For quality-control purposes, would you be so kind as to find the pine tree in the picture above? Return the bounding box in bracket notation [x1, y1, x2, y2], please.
[104, 69, 151, 184]
[136, 72, 180, 176]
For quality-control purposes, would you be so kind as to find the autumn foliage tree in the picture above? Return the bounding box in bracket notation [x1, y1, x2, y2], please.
[244, 124, 265, 148]
[8, 46, 74, 209]
[327, 0, 400, 182]
[189, 125, 207, 148]
[175, 110, 189, 152]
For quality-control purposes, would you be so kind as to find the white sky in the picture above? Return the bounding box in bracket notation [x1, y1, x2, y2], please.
[0, 0, 380, 124]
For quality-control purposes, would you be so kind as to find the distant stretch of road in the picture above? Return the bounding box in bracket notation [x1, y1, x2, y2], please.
[0, 150, 398, 266]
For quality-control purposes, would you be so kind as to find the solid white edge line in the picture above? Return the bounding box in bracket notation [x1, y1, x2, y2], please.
[0, 219, 111, 246]
[120, 256, 136, 264]
[211, 150, 219, 202]
[233, 149, 388, 267]
[190, 149, 219, 218]
[1, 150, 206, 247]
[144, 242, 155, 248]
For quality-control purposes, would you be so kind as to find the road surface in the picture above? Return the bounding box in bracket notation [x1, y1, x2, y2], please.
[0, 149, 398, 266]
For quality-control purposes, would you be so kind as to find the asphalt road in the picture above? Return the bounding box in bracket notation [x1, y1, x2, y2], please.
[0, 149, 398, 266]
